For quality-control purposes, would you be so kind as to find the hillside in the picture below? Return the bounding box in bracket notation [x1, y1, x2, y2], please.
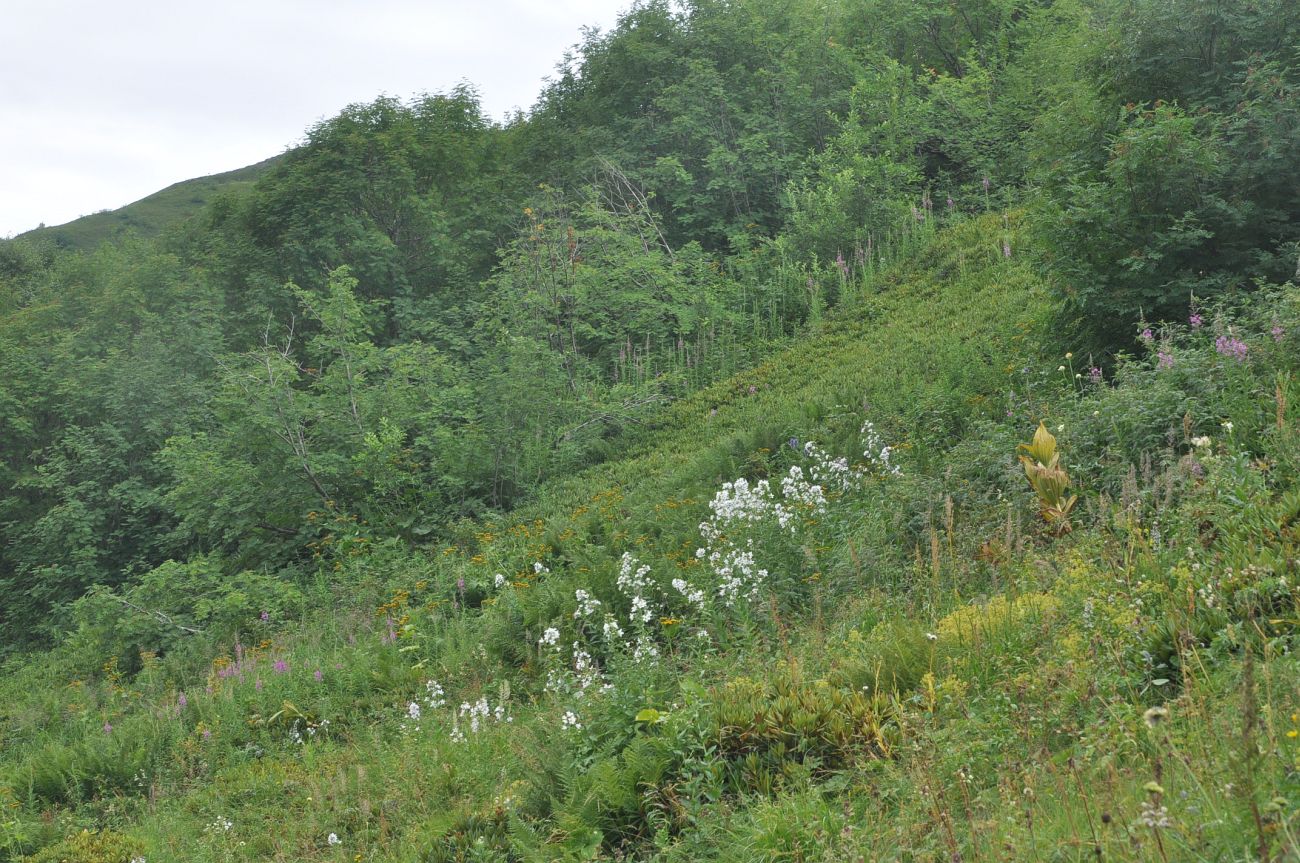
[13, 156, 279, 250]
[2, 215, 1298, 861]
[1, 0, 1299, 860]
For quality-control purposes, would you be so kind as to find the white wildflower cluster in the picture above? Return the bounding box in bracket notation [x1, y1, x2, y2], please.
[539, 626, 561, 648]
[561, 710, 582, 731]
[802, 441, 858, 493]
[1137, 801, 1172, 829]
[859, 419, 902, 476]
[573, 589, 602, 618]
[289, 717, 329, 744]
[632, 635, 660, 662]
[205, 817, 233, 834]
[450, 692, 512, 742]
[398, 679, 449, 734]
[671, 576, 705, 605]
[494, 572, 508, 588]
[327, 833, 342, 846]
[780, 465, 828, 521]
[616, 552, 661, 640]
[545, 642, 602, 696]
[533, 561, 549, 576]
[702, 542, 768, 606]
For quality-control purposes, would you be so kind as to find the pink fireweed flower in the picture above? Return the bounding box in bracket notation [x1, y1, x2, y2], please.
[1271, 323, 1285, 342]
[177, 692, 188, 710]
[1088, 366, 1103, 384]
[314, 669, 324, 682]
[1140, 328, 1154, 342]
[103, 721, 113, 735]
[1189, 313, 1203, 329]
[273, 659, 288, 674]
[1157, 349, 1174, 370]
[1215, 335, 1248, 361]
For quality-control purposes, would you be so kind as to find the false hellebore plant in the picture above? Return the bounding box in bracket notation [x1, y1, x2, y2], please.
[1018, 422, 1077, 535]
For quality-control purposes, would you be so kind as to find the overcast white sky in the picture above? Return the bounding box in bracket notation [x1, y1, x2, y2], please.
[0, 0, 628, 238]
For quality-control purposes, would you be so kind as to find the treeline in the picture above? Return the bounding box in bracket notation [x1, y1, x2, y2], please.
[1, 0, 1297, 647]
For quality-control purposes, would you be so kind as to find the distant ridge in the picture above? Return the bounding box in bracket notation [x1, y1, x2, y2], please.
[13, 155, 282, 251]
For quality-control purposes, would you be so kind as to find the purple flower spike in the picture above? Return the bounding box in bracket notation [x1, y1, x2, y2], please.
[1088, 367, 1103, 384]
[103, 722, 113, 735]
[273, 659, 288, 674]
[1189, 313, 1203, 329]
[1215, 335, 1248, 361]
[1157, 350, 1174, 370]
[314, 669, 324, 682]
[1140, 328, 1154, 342]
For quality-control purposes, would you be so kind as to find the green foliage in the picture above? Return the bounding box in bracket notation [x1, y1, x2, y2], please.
[1034, 0, 1300, 341]
[23, 829, 143, 863]
[5, 3, 1300, 860]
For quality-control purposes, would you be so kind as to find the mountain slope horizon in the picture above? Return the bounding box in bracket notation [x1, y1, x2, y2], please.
[11, 155, 282, 250]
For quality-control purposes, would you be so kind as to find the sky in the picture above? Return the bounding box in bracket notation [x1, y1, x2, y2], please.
[0, 0, 629, 238]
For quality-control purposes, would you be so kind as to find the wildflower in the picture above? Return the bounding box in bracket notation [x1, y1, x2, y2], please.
[946, 195, 955, 210]
[982, 176, 991, 192]
[539, 627, 561, 647]
[177, 692, 188, 709]
[925, 632, 938, 642]
[1272, 322, 1285, 342]
[273, 660, 288, 674]
[561, 710, 582, 730]
[1088, 366, 1102, 384]
[1140, 328, 1154, 342]
[1189, 313, 1203, 329]
[260, 610, 270, 622]
[1058, 365, 1066, 372]
[1191, 436, 1212, 449]
[1221, 421, 1234, 432]
[407, 701, 421, 721]
[1137, 801, 1171, 829]
[1214, 334, 1248, 361]
[573, 590, 602, 618]
[1157, 349, 1174, 370]
[103, 721, 113, 735]
[314, 669, 323, 682]
[1002, 239, 1011, 258]
[494, 573, 507, 588]
[327, 833, 342, 846]
[255, 679, 263, 691]
[1143, 705, 1169, 728]
[202, 728, 212, 740]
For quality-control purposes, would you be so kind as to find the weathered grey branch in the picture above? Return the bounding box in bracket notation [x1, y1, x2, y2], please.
[111, 594, 205, 635]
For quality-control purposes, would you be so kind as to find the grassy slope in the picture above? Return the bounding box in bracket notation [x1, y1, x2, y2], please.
[13, 157, 279, 251]
[4, 214, 1298, 862]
